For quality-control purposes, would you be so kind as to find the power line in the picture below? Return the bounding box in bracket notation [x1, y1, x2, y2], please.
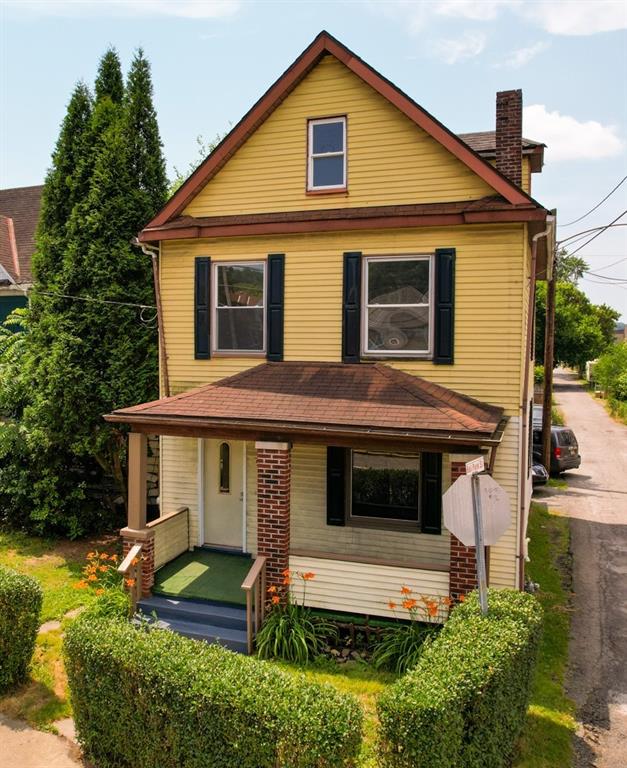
[559, 175, 627, 227]
[587, 256, 627, 273]
[557, 221, 627, 246]
[31, 288, 156, 310]
[568, 210, 627, 257]
[584, 271, 627, 282]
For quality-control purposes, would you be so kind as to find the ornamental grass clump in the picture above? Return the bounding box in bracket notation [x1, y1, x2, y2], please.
[377, 588, 543, 768]
[256, 570, 337, 663]
[372, 586, 450, 673]
[0, 566, 43, 692]
[64, 614, 363, 768]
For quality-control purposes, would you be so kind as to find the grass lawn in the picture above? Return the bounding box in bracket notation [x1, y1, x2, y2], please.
[276, 657, 396, 768]
[0, 529, 117, 730]
[514, 502, 577, 767]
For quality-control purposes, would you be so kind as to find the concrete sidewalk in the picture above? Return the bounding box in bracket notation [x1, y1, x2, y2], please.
[0, 715, 84, 768]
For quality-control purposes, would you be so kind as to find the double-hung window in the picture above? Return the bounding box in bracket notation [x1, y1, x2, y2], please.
[363, 255, 433, 357]
[214, 261, 265, 353]
[350, 451, 421, 524]
[307, 117, 346, 191]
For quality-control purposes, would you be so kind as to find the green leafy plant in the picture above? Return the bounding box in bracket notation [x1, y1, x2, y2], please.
[372, 588, 448, 674]
[377, 589, 543, 768]
[0, 566, 43, 692]
[72, 550, 131, 619]
[256, 570, 337, 664]
[64, 615, 363, 768]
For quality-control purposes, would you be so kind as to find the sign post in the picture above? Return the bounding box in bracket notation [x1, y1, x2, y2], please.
[470, 470, 489, 615]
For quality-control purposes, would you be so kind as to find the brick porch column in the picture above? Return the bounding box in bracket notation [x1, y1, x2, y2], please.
[448, 461, 485, 602]
[120, 529, 154, 597]
[256, 441, 291, 591]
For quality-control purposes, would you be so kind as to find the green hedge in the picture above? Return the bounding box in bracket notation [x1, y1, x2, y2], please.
[377, 589, 543, 768]
[0, 565, 43, 692]
[64, 616, 363, 768]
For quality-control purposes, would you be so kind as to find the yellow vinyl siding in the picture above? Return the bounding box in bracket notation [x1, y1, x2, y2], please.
[160, 223, 526, 415]
[150, 508, 190, 570]
[183, 56, 495, 218]
[160, 436, 200, 545]
[289, 555, 449, 621]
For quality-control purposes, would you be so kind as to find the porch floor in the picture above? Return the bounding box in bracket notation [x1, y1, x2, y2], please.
[153, 549, 252, 606]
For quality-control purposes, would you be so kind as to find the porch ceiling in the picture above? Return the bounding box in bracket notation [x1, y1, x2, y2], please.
[106, 362, 505, 449]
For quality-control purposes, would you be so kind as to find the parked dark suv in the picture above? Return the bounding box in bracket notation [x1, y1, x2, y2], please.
[533, 427, 581, 475]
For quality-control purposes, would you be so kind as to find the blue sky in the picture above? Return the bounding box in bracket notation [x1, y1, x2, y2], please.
[2, 0, 626, 319]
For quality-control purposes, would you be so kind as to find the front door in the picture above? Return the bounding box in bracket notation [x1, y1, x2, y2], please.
[204, 439, 244, 549]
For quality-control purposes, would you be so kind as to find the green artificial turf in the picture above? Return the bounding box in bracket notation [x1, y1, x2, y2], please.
[152, 548, 252, 605]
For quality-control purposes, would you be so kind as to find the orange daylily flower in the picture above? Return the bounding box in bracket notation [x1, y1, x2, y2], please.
[426, 601, 439, 617]
[73, 580, 88, 590]
[388, 600, 397, 610]
[125, 578, 136, 588]
[458, 594, 466, 602]
[402, 598, 417, 610]
[267, 585, 277, 594]
[302, 572, 315, 581]
[95, 588, 105, 596]
[271, 595, 281, 605]
[87, 574, 98, 582]
[86, 552, 96, 559]
[99, 553, 109, 560]
[400, 585, 412, 596]
[442, 596, 453, 608]
[281, 568, 291, 577]
[282, 576, 292, 586]
[131, 557, 140, 567]
[99, 565, 108, 573]
[109, 554, 119, 563]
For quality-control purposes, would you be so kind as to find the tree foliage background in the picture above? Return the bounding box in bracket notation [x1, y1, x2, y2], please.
[0, 48, 168, 537]
[535, 248, 619, 374]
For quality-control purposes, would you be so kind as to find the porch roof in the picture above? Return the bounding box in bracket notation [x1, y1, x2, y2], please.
[106, 362, 506, 449]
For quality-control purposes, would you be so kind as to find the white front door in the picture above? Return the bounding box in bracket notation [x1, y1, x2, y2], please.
[203, 439, 244, 549]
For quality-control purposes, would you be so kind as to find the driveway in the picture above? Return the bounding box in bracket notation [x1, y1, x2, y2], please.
[540, 369, 627, 767]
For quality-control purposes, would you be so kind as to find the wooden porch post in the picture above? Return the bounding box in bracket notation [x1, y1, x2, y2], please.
[128, 432, 147, 530]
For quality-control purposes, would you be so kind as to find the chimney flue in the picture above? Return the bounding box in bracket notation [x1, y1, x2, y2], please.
[495, 89, 522, 188]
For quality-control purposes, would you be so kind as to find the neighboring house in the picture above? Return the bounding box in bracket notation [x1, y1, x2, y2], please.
[0, 185, 42, 323]
[614, 321, 626, 343]
[107, 32, 553, 649]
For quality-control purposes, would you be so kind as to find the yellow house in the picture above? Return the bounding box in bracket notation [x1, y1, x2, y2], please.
[107, 32, 554, 653]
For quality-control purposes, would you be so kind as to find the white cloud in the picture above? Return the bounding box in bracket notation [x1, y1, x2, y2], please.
[373, 0, 627, 37]
[521, 1, 627, 36]
[524, 104, 625, 161]
[5, 0, 241, 18]
[430, 31, 487, 64]
[497, 40, 550, 68]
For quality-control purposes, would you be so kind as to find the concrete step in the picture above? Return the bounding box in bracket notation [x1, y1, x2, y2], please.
[135, 595, 250, 654]
[137, 595, 247, 632]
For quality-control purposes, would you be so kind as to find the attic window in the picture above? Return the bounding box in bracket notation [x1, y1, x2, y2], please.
[307, 117, 346, 191]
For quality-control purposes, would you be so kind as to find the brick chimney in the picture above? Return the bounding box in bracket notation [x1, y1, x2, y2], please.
[495, 89, 522, 188]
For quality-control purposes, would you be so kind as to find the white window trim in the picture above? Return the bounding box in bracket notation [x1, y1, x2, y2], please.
[212, 260, 266, 354]
[348, 449, 422, 525]
[361, 254, 434, 359]
[307, 116, 347, 191]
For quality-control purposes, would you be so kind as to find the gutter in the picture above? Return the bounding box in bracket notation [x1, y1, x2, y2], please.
[132, 238, 170, 398]
[517, 212, 555, 588]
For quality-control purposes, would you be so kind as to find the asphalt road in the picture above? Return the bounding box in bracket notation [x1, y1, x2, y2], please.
[542, 370, 627, 767]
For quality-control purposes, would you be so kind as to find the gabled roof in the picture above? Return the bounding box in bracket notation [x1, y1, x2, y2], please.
[145, 31, 541, 234]
[106, 362, 505, 446]
[0, 185, 43, 284]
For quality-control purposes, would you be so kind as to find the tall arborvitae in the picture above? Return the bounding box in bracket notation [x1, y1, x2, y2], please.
[124, 48, 169, 223]
[32, 82, 93, 289]
[0, 46, 167, 537]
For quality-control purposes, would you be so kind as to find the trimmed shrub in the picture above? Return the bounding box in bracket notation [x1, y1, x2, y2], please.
[0, 566, 43, 692]
[377, 589, 543, 768]
[64, 616, 363, 768]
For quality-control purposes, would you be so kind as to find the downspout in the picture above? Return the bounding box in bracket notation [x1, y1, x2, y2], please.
[133, 238, 170, 398]
[517, 213, 555, 588]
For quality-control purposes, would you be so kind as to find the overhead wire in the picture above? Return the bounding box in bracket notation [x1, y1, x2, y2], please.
[564, 211, 627, 257]
[558, 175, 627, 227]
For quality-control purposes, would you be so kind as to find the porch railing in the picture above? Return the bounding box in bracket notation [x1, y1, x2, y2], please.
[241, 555, 267, 654]
[118, 543, 143, 613]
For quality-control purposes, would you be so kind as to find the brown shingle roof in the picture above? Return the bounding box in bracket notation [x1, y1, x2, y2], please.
[0, 185, 43, 284]
[107, 362, 504, 442]
[458, 131, 545, 173]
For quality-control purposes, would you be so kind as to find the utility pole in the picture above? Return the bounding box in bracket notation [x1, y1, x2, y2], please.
[541, 234, 557, 469]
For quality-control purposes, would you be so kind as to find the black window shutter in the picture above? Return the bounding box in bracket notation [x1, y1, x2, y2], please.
[267, 253, 285, 362]
[421, 452, 442, 534]
[326, 447, 347, 526]
[434, 248, 455, 364]
[194, 256, 211, 359]
[342, 252, 362, 363]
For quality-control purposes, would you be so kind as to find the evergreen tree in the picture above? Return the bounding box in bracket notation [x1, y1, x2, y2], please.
[0, 47, 167, 537]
